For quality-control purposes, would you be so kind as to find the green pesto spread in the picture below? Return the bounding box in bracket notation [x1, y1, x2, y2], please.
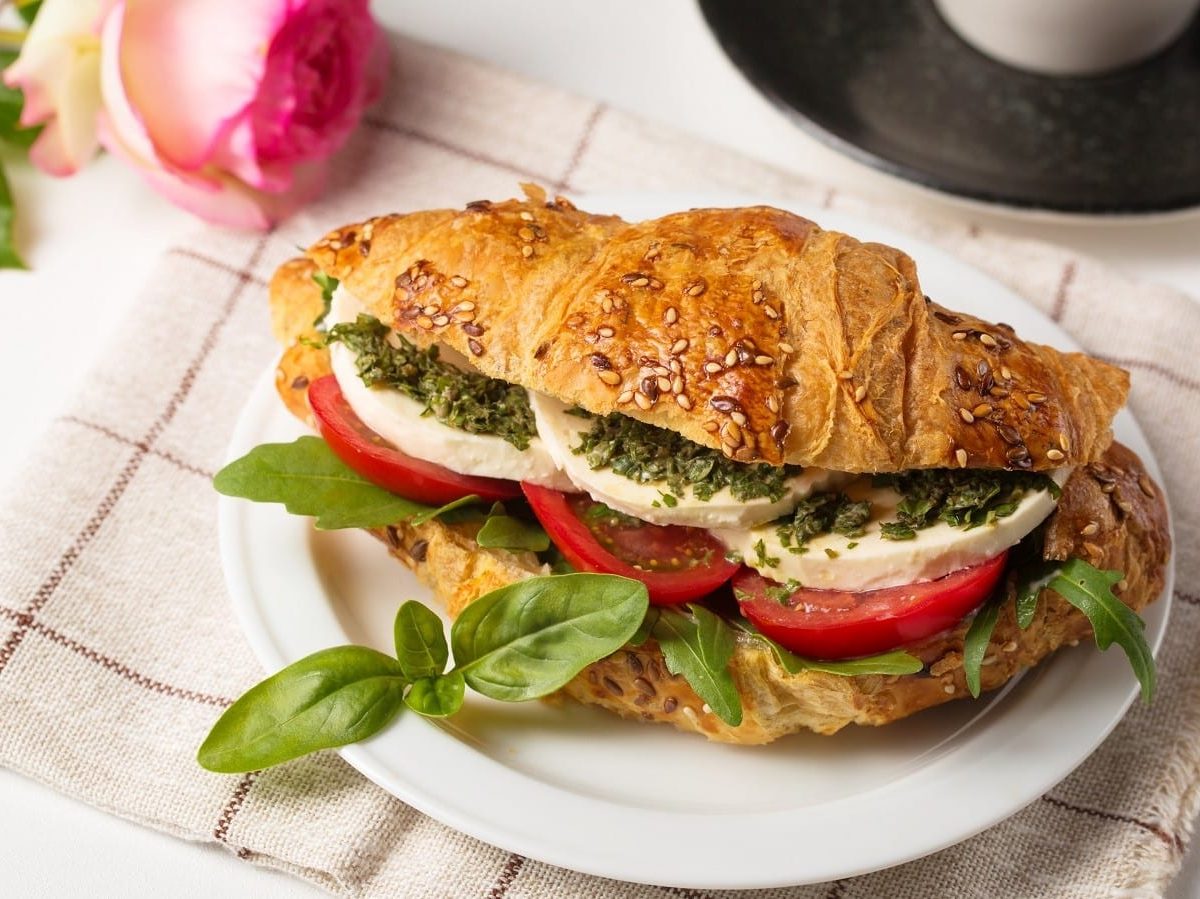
[326, 314, 537, 450]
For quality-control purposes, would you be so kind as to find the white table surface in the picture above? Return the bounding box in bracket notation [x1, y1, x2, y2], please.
[1, 1, 1197, 896]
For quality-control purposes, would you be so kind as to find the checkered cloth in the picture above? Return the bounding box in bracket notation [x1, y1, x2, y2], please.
[2, 33, 1198, 899]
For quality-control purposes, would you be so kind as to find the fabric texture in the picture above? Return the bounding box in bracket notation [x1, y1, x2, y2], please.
[2, 33, 1198, 899]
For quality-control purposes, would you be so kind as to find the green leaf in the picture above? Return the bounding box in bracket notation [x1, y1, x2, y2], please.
[0, 158, 24, 270]
[652, 605, 742, 726]
[451, 573, 648, 701]
[214, 437, 437, 529]
[197, 646, 407, 773]
[1048, 558, 1155, 703]
[393, 600, 448, 679]
[0, 50, 40, 150]
[16, 1, 42, 26]
[962, 597, 1003, 698]
[629, 607, 660, 647]
[475, 514, 550, 552]
[405, 671, 465, 717]
[733, 620, 923, 677]
[312, 271, 338, 329]
[1015, 562, 1058, 629]
[409, 493, 479, 526]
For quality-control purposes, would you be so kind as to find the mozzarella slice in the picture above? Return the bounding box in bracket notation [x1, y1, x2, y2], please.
[529, 392, 844, 528]
[717, 469, 1070, 591]
[328, 286, 571, 489]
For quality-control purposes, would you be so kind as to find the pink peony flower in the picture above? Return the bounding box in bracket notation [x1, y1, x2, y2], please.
[97, 0, 387, 229]
[3, 0, 107, 176]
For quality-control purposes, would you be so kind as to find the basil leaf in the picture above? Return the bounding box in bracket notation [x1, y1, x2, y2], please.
[214, 437, 437, 529]
[451, 573, 648, 701]
[475, 514, 550, 552]
[652, 605, 742, 727]
[1048, 558, 1155, 702]
[962, 597, 1003, 698]
[405, 672, 465, 717]
[197, 647, 407, 773]
[0, 159, 23, 270]
[393, 600, 448, 679]
[734, 620, 923, 677]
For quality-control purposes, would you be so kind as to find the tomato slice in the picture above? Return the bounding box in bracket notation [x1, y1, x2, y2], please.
[307, 375, 520, 505]
[734, 552, 1009, 659]
[521, 483, 739, 605]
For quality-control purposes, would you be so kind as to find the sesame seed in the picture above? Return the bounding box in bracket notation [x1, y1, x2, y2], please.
[763, 304, 780, 319]
[972, 403, 993, 418]
[451, 301, 476, 313]
[417, 315, 434, 329]
[1139, 476, 1156, 498]
[669, 359, 682, 374]
[422, 304, 439, 315]
[703, 420, 719, 433]
[671, 338, 689, 355]
[1046, 448, 1065, 462]
[724, 349, 738, 368]
[1101, 482, 1117, 495]
[752, 279, 762, 289]
[685, 280, 707, 297]
[676, 394, 692, 410]
[653, 365, 670, 377]
[432, 314, 450, 327]
[979, 333, 998, 348]
[468, 338, 484, 356]
[752, 290, 765, 303]
[518, 227, 535, 241]
[943, 684, 955, 694]
[722, 421, 743, 447]
[956, 448, 968, 468]
[1116, 499, 1133, 515]
[703, 362, 723, 374]
[767, 395, 780, 413]
[601, 295, 614, 313]
[1002, 641, 1017, 653]
[657, 376, 672, 393]
[1027, 392, 1047, 404]
[1059, 433, 1070, 452]
[598, 326, 615, 338]
[854, 385, 867, 403]
[837, 370, 853, 381]
[779, 342, 795, 354]
[671, 376, 683, 394]
[1014, 394, 1031, 410]
[648, 278, 664, 290]
[959, 407, 975, 423]
[631, 277, 649, 288]
[617, 390, 634, 404]
[644, 246, 661, 261]
[597, 369, 621, 386]
[1080, 521, 1099, 536]
[634, 391, 653, 410]
[457, 310, 476, 323]
[665, 306, 679, 325]
[519, 211, 534, 221]
[952, 331, 968, 341]
[522, 245, 534, 258]
[755, 355, 774, 366]
[450, 276, 469, 288]
[731, 411, 747, 426]
[1000, 366, 1013, 380]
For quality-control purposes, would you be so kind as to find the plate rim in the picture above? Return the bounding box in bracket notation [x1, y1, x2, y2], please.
[218, 191, 1174, 888]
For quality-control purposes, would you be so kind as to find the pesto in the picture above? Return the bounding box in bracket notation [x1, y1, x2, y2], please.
[874, 468, 1058, 541]
[572, 413, 795, 502]
[326, 314, 537, 450]
[776, 493, 870, 553]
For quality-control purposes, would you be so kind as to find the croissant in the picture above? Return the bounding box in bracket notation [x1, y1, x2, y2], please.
[263, 192, 1169, 743]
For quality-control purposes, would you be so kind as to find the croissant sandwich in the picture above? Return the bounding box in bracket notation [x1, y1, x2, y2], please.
[221, 186, 1170, 748]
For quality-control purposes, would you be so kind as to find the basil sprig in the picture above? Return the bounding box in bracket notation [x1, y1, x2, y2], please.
[213, 437, 478, 529]
[961, 557, 1155, 702]
[198, 574, 648, 773]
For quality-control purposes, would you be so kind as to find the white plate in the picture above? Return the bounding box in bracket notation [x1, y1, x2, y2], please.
[219, 193, 1172, 889]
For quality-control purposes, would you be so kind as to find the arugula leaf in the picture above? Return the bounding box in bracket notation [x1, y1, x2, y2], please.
[393, 600, 448, 680]
[451, 573, 648, 701]
[197, 647, 407, 773]
[962, 597, 1003, 698]
[0, 159, 24, 270]
[312, 272, 338, 329]
[1015, 561, 1058, 629]
[733, 619, 923, 677]
[475, 514, 550, 552]
[410, 493, 479, 526]
[1048, 559, 1155, 702]
[652, 605, 742, 726]
[215, 437, 442, 529]
[405, 672, 465, 717]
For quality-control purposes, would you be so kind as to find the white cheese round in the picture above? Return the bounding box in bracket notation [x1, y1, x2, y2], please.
[717, 469, 1071, 591]
[328, 287, 571, 489]
[529, 392, 845, 528]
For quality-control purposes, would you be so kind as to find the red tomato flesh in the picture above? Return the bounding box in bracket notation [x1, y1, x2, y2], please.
[307, 375, 520, 505]
[734, 552, 1009, 659]
[521, 483, 739, 605]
